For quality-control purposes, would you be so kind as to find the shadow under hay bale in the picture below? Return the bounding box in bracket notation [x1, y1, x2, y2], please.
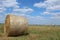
[8, 33, 29, 37]
[4, 14, 28, 37]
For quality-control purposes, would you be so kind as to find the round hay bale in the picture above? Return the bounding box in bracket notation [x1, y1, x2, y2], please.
[4, 14, 28, 36]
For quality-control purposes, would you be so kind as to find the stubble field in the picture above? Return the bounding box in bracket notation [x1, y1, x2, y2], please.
[0, 24, 60, 40]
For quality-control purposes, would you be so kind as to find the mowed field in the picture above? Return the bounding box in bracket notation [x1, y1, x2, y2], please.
[0, 24, 60, 40]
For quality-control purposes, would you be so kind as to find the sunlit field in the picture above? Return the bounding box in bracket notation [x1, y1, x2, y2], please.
[0, 24, 60, 40]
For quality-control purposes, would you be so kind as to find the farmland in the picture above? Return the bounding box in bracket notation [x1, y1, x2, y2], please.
[0, 24, 60, 40]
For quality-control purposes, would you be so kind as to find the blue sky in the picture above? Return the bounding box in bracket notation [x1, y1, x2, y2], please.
[0, 0, 60, 25]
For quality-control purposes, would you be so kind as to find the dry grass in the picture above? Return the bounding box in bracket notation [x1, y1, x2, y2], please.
[0, 24, 60, 40]
[28, 25, 60, 40]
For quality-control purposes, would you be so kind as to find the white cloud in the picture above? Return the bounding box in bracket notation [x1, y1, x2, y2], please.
[0, 2, 5, 13]
[47, 5, 60, 10]
[0, 7, 6, 13]
[42, 12, 50, 15]
[2, 0, 18, 7]
[34, 2, 46, 8]
[34, 0, 60, 10]
[26, 15, 60, 25]
[0, 8, 3, 13]
[33, 0, 60, 25]
[51, 16, 60, 19]
[0, 0, 34, 23]
[50, 12, 60, 19]
[26, 15, 52, 25]
[0, 0, 18, 13]
[34, 0, 60, 19]
[0, 16, 1, 18]
[0, 0, 33, 14]
[13, 7, 33, 14]
[9, 7, 33, 16]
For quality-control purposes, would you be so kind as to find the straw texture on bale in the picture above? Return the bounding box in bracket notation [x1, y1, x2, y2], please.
[4, 14, 28, 36]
